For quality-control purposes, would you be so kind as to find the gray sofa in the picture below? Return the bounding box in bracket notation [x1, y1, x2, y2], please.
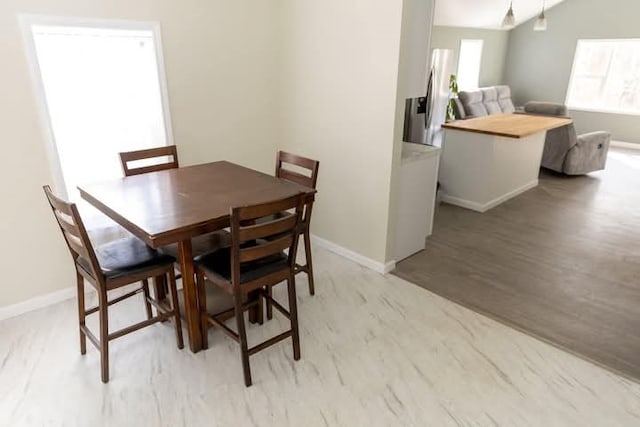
[453, 85, 516, 119]
[523, 101, 610, 175]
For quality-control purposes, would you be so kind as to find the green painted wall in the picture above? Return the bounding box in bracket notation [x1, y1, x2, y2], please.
[431, 26, 510, 88]
[504, 0, 640, 144]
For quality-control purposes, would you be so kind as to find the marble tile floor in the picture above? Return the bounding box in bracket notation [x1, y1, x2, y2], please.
[1, 246, 640, 426]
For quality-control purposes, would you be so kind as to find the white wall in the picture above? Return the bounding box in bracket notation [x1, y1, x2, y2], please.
[0, 0, 282, 307]
[278, 0, 406, 266]
[2, 0, 435, 310]
[386, 0, 435, 260]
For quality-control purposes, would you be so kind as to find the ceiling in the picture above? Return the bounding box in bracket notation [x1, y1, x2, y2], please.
[434, 0, 568, 30]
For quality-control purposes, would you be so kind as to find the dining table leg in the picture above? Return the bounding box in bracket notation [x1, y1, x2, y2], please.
[177, 239, 202, 352]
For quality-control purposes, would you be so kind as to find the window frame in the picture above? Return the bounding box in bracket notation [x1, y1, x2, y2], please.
[19, 14, 175, 198]
[565, 38, 640, 117]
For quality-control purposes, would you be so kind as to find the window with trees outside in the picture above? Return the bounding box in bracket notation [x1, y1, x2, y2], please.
[566, 39, 640, 115]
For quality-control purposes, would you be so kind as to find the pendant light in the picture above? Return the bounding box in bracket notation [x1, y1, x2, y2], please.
[501, 1, 516, 29]
[533, 1, 547, 31]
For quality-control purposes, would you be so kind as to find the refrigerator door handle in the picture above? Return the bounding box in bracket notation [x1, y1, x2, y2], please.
[424, 68, 434, 129]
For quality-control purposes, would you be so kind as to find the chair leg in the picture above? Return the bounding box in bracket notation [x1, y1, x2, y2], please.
[287, 276, 301, 361]
[76, 272, 86, 355]
[141, 279, 153, 320]
[196, 269, 209, 350]
[266, 286, 273, 320]
[247, 290, 263, 325]
[303, 228, 315, 296]
[234, 293, 252, 387]
[255, 290, 264, 325]
[98, 289, 110, 383]
[167, 269, 184, 350]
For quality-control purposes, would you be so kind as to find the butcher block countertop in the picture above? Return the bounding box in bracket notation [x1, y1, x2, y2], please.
[442, 113, 573, 138]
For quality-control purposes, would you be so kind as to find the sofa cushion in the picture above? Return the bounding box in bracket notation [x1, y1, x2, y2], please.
[524, 101, 568, 117]
[496, 85, 515, 113]
[481, 87, 502, 114]
[457, 85, 516, 118]
[458, 90, 488, 117]
[452, 97, 466, 119]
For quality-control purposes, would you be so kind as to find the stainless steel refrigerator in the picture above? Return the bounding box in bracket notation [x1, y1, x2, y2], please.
[403, 48, 455, 147]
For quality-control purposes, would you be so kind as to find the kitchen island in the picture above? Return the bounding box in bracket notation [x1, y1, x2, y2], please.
[440, 114, 572, 212]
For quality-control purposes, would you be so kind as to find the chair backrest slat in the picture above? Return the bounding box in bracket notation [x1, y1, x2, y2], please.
[119, 145, 179, 177]
[238, 235, 293, 263]
[230, 193, 305, 287]
[238, 214, 298, 242]
[43, 186, 102, 280]
[237, 195, 305, 222]
[275, 151, 319, 190]
[54, 210, 82, 238]
[277, 169, 311, 188]
[64, 231, 92, 261]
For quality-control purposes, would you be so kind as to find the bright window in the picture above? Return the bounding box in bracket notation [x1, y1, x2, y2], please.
[456, 39, 483, 91]
[22, 17, 173, 240]
[566, 39, 640, 115]
[29, 23, 170, 200]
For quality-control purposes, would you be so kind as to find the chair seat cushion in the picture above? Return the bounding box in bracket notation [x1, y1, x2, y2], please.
[195, 247, 288, 284]
[77, 237, 175, 279]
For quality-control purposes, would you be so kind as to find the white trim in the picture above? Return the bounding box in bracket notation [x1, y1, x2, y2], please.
[0, 275, 183, 322]
[441, 180, 538, 213]
[0, 286, 75, 321]
[18, 14, 67, 196]
[148, 22, 175, 148]
[311, 235, 396, 274]
[567, 105, 640, 117]
[17, 14, 175, 198]
[611, 140, 640, 150]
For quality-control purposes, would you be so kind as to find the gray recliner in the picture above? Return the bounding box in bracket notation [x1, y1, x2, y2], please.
[523, 101, 610, 175]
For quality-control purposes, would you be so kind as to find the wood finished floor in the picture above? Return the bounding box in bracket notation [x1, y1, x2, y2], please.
[394, 147, 640, 381]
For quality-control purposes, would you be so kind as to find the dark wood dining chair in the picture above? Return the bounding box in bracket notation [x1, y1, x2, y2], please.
[119, 145, 179, 177]
[43, 185, 183, 383]
[275, 150, 319, 296]
[195, 193, 305, 386]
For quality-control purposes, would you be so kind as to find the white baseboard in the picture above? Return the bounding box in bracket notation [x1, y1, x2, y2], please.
[311, 234, 396, 274]
[611, 140, 640, 150]
[0, 275, 183, 322]
[441, 180, 538, 213]
[0, 286, 75, 321]
[0, 239, 392, 322]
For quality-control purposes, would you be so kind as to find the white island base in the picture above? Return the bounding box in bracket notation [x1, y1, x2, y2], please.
[438, 114, 572, 213]
[439, 128, 546, 212]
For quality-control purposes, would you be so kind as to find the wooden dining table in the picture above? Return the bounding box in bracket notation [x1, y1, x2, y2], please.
[78, 161, 316, 352]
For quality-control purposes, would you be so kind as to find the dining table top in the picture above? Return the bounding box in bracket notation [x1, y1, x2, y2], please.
[78, 161, 316, 248]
